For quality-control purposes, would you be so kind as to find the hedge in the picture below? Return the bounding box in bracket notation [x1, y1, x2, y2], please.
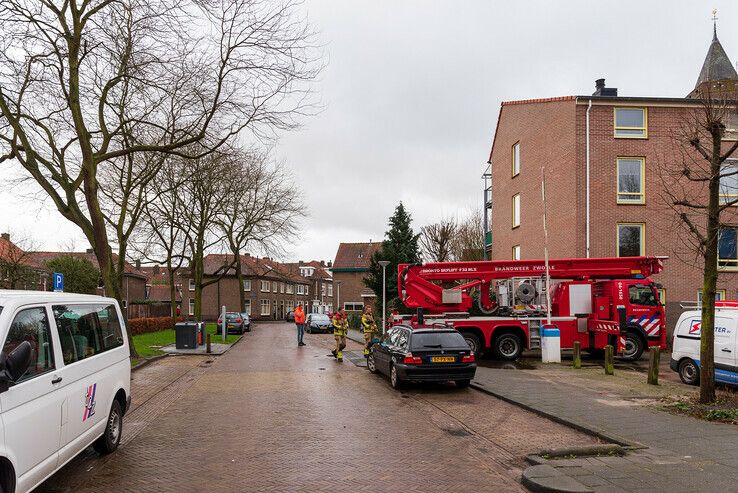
[127, 316, 183, 336]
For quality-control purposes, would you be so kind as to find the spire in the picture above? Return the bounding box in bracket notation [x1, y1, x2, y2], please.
[688, 12, 738, 97]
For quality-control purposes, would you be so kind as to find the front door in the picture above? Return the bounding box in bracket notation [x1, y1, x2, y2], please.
[714, 316, 738, 384]
[0, 306, 64, 492]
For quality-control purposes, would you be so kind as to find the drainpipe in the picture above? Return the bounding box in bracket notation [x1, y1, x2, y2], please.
[585, 98, 592, 258]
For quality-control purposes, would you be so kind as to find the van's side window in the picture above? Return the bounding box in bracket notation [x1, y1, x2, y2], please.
[2, 307, 56, 382]
[53, 304, 124, 365]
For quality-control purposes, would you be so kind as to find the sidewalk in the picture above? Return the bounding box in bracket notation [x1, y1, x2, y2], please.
[472, 366, 738, 492]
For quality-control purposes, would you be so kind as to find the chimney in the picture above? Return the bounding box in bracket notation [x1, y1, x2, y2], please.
[320, 260, 325, 267]
[244, 253, 250, 257]
[135, 259, 141, 269]
[327, 260, 333, 268]
[592, 78, 618, 97]
[1, 233, 8, 241]
[86, 248, 93, 254]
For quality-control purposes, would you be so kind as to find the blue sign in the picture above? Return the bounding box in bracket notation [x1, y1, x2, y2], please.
[53, 272, 64, 292]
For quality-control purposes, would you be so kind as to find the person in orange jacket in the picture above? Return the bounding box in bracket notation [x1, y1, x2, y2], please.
[294, 303, 306, 347]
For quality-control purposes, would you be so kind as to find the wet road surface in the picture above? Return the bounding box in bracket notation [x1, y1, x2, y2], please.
[40, 323, 599, 493]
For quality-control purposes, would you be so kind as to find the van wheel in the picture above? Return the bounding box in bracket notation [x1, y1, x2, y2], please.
[462, 333, 483, 357]
[620, 332, 645, 361]
[494, 333, 523, 361]
[93, 400, 122, 454]
[679, 359, 700, 386]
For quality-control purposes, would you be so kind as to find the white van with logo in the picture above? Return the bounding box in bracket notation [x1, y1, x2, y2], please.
[670, 306, 738, 386]
[0, 291, 131, 493]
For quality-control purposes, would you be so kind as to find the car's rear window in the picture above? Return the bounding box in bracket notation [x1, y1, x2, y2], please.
[226, 313, 240, 320]
[312, 314, 330, 322]
[411, 331, 467, 350]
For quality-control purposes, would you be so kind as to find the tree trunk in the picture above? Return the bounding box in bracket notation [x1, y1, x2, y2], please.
[235, 258, 245, 313]
[167, 259, 177, 327]
[699, 134, 722, 404]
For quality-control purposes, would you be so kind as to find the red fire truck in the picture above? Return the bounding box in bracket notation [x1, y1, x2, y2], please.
[396, 256, 667, 361]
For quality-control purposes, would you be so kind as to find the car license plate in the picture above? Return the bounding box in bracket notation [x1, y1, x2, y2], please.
[431, 356, 455, 363]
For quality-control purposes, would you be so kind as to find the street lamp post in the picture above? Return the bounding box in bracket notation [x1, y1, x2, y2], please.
[378, 260, 390, 334]
[335, 280, 341, 312]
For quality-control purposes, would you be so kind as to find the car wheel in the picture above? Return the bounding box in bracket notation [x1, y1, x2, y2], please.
[620, 332, 645, 361]
[462, 333, 483, 357]
[679, 359, 700, 386]
[93, 399, 123, 454]
[367, 351, 378, 374]
[306, 326, 311, 334]
[455, 379, 471, 389]
[494, 333, 523, 361]
[390, 364, 404, 390]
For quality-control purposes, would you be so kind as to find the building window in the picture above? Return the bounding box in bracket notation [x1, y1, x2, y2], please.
[617, 223, 644, 257]
[260, 299, 271, 316]
[720, 160, 738, 206]
[512, 142, 520, 177]
[297, 284, 304, 295]
[698, 290, 726, 303]
[327, 284, 333, 297]
[188, 278, 195, 291]
[305, 285, 309, 297]
[719, 228, 738, 269]
[512, 193, 521, 228]
[614, 107, 647, 138]
[617, 157, 645, 204]
[188, 299, 195, 316]
[280, 282, 285, 293]
[261, 280, 270, 292]
[321, 283, 326, 296]
[272, 281, 277, 292]
[344, 302, 364, 311]
[287, 300, 294, 311]
[286, 283, 294, 294]
[512, 245, 521, 260]
[244, 299, 251, 315]
[243, 279, 251, 291]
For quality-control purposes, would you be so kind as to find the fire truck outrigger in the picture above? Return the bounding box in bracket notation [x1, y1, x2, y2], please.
[397, 256, 667, 361]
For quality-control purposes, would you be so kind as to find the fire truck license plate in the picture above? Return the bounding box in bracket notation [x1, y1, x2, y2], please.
[431, 356, 455, 363]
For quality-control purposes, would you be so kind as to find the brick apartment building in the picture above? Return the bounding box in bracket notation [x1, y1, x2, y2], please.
[484, 27, 738, 329]
[332, 242, 381, 312]
[284, 260, 334, 314]
[180, 254, 311, 321]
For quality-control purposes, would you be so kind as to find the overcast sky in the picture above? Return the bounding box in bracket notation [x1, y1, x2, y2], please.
[2, 0, 737, 263]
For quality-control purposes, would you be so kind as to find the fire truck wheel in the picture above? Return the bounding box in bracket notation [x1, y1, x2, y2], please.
[678, 359, 700, 386]
[620, 332, 645, 361]
[494, 333, 523, 361]
[462, 333, 483, 356]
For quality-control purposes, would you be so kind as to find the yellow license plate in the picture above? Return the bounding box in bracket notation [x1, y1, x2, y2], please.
[431, 356, 455, 363]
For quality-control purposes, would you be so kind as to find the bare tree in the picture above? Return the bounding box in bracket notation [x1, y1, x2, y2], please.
[660, 85, 738, 403]
[0, 0, 320, 354]
[0, 232, 40, 289]
[218, 149, 304, 311]
[420, 218, 457, 262]
[452, 208, 485, 261]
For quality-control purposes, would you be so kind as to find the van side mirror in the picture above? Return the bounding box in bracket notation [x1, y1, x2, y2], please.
[0, 341, 33, 390]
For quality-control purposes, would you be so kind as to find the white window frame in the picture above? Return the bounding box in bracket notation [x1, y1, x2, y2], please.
[261, 280, 270, 292]
[512, 245, 521, 260]
[243, 279, 251, 291]
[327, 284, 333, 297]
[188, 278, 195, 291]
[188, 299, 195, 316]
[243, 299, 251, 315]
[286, 283, 294, 294]
[260, 299, 271, 316]
[297, 284, 304, 295]
[512, 142, 520, 177]
[304, 285, 309, 297]
[272, 281, 277, 293]
[280, 282, 285, 293]
[512, 193, 521, 228]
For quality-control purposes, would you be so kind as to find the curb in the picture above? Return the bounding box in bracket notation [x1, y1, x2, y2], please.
[131, 354, 168, 372]
[521, 465, 592, 493]
[469, 381, 644, 449]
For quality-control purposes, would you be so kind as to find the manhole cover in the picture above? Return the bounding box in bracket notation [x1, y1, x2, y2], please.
[318, 367, 326, 370]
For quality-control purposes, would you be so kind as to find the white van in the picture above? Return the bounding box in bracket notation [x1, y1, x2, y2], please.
[670, 306, 738, 386]
[0, 291, 131, 493]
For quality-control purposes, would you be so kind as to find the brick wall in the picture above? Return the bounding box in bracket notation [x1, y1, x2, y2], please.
[332, 271, 374, 311]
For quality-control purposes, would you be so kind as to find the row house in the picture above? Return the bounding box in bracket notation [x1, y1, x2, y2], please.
[284, 260, 334, 314]
[331, 242, 381, 312]
[180, 254, 312, 321]
[484, 25, 738, 332]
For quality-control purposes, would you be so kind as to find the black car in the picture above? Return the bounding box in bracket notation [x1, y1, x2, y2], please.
[367, 325, 476, 390]
[285, 310, 295, 322]
[305, 313, 332, 333]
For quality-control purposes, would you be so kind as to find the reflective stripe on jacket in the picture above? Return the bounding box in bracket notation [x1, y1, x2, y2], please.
[361, 313, 377, 333]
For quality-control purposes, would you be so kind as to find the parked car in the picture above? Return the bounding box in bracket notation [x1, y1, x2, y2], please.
[671, 304, 738, 385]
[217, 312, 248, 334]
[306, 313, 332, 334]
[285, 310, 295, 323]
[368, 325, 476, 390]
[240, 312, 252, 332]
[0, 290, 131, 493]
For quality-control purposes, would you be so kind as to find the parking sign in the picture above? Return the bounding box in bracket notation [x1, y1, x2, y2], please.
[53, 272, 64, 292]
